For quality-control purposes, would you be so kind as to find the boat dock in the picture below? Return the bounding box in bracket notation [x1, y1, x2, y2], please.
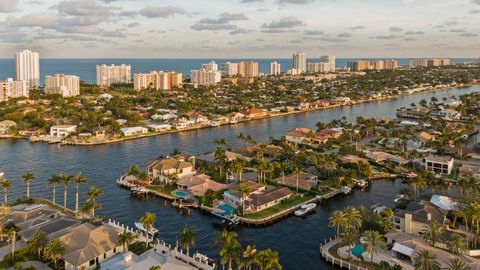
[320, 237, 370, 270]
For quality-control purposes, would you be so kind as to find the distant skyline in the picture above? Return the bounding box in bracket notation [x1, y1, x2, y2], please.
[0, 0, 479, 58]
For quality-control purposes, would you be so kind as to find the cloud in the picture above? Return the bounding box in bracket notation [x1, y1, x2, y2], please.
[470, 10, 480, 14]
[404, 31, 424, 35]
[305, 37, 348, 43]
[337, 33, 351, 37]
[127, 22, 140, 28]
[241, 0, 264, 2]
[191, 13, 247, 31]
[404, 38, 417, 41]
[348, 25, 365, 30]
[0, 0, 17, 13]
[369, 35, 399, 40]
[229, 28, 253, 35]
[139, 6, 186, 18]
[459, 32, 478, 37]
[389, 26, 403, 32]
[118, 10, 138, 17]
[304, 30, 324, 35]
[450, 29, 466, 32]
[473, 0, 480, 4]
[277, 0, 315, 4]
[261, 16, 304, 29]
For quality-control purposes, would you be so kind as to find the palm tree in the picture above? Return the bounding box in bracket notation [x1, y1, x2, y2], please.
[292, 166, 302, 192]
[22, 171, 35, 198]
[256, 249, 282, 270]
[362, 230, 386, 263]
[47, 175, 61, 204]
[8, 228, 16, 260]
[26, 230, 48, 258]
[70, 172, 87, 214]
[232, 159, 245, 182]
[58, 173, 71, 211]
[214, 229, 237, 270]
[421, 221, 444, 247]
[447, 233, 469, 255]
[219, 235, 242, 270]
[329, 210, 347, 239]
[140, 212, 156, 248]
[447, 258, 470, 270]
[86, 186, 102, 218]
[43, 239, 65, 269]
[413, 250, 441, 270]
[242, 245, 257, 270]
[238, 183, 250, 214]
[1, 179, 12, 205]
[179, 226, 196, 256]
[127, 164, 142, 177]
[215, 147, 227, 179]
[118, 229, 137, 253]
[409, 176, 426, 198]
[340, 226, 357, 259]
[344, 206, 362, 229]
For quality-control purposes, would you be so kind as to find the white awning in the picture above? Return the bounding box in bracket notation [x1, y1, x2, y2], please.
[430, 194, 457, 211]
[392, 243, 415, 257]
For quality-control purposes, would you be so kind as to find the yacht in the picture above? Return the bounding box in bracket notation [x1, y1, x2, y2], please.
[294, 203, 316, 217]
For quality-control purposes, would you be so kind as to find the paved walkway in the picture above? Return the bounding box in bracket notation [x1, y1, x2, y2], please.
[337, 245, 413, 270]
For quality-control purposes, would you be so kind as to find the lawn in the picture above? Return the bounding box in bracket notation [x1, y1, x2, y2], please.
[146, 184, 176, 195]
[242, 194, 313, 220]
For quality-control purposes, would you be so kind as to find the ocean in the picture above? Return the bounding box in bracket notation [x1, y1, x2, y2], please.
[0, 58, 476, 85]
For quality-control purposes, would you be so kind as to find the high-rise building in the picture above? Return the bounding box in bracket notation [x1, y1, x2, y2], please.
[134, 71, 182, 91]
[201, 61, 218, 72]
[96, 64, 132, 87]
[270, 61, 281, 75]
[293, 52, 307, 73]
[237, 61, 259, 77]
[15, 50, 40, 88]
[221, 62, 238, 76]
[45, 74, 80, 97]
[0, 78, 30, 101]
[347, 60, 397, 71]
[409, 59, 429, 67]
[427, 59, 450, 67]
[320, 55, 336, 71]
[190, 69, 221, 86]
[306, 62, 331, 73]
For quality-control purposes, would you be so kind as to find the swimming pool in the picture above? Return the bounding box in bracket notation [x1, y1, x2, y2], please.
[218, 204, 236, 213]
[173, 191, 190, 199]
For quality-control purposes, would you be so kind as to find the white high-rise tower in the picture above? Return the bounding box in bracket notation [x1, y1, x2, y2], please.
[293, 52, 307, 73]
[15, 50, 40, 88]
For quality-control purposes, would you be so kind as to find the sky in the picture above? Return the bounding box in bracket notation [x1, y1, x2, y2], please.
[0, 0, 479, 58]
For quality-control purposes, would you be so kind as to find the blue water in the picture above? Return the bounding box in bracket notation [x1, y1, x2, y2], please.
[218, 203, 236, 213]
[174, 191, 190, 198]
[0, 58, 476, 85]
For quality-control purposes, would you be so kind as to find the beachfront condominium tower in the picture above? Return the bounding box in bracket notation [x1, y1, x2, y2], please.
[134, 71, 183, 91]
[202, 61, 218, 72]
[96, 64, 132, 87]
[221, 62, 238, 76]
[15, 50, 40, 88]
[270, 61, 281, 75]
[0, 78, 30, 101]
[237, 61, 259, 77]
[45, 74, 80, 97]
[320, 55, 336, 72]
[293, 52, 307, 74]
[190, 69, 221, 86]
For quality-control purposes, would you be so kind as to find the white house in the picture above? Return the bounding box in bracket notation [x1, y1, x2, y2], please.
[50, 125, 77, 138]
[422, 156, 454, 174]
[120, 127, 148, 136]
[0, 120, 17, 135]
[147, 124, 172, 132]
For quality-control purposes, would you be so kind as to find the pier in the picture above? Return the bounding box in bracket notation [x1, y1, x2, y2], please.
[320, 237, 370, 270]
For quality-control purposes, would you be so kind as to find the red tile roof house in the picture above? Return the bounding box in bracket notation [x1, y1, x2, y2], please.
[274, 172, 318, 191]
[146, 154, 196, 184]
[176, 174, 227, 197]
[242, 108, 267, 119]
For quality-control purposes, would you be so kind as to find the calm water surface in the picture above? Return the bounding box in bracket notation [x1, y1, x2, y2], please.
[0, 85, 479, 269]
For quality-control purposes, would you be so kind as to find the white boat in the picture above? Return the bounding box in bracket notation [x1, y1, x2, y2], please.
[294, 203, 316, 216]
[356, 180, 368, 188]
[394, 194, 407, 203]
[229, 120, 238, 124]
[134, 222, 159, 235]
[210, 121, 220, 127]
[371, 203, 387, 214]
[341, 186, 352, 194]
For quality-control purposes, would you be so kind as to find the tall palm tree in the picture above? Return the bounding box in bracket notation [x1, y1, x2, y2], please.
[344, 206, 362, 230]
[22, 171, 35, 198]
[447, 258, 470, 270]
[447, 233, 469, 255]
[58, 173, 71, 211]
[215, 147, 227, 179]
[293, 166, 302, 192]
[421, 221, 444, 247]
[219, 235, 242, 270]
[214, 229, 237, 270]
[413, 250, 441, 270]
[409, 176, 426, 198]
[340, 225, 358, 259]
[43, 239, 65, 269]
[179, 226, 196, 256]
[26, 230, 48, 259]
[47, 175, 61, 204]
[1, 179, 12, 205]
[238, 183, 250, 215]
[256, 249, 282, 270]
[329, 210, 347, 239]
[127, 164, 142, 177]
[118, 229, 136, 253]
[232, 159, 245, 182]
[86, 186, 102, 218]
[362, 230, 387, 263]
[242, 245, 257, 270]
[140, 211, 156, 248]
[70, 172, 87, 214]
[8, 228, 16, 259]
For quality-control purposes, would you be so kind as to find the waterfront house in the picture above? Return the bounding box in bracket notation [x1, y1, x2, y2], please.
[197, 151, 251, 166]
[120, 126, 148, 136]
[93, 127, 108, 140]
[234, 144, 283, 160]
[176, 174, 227, 197]
[172, 117, 195, 130]
[185, 111, 209, 125]
[242, 108, 267, 119]
[418, 131, 436, 142]
[50, 125, 77, 138]
[392, 200, 448, 236]
[245, 186, 294, 213]
[151, 113, 177, 121]
[146, 154, 196, 183]
[284, 128, 314, 144]
[422, 155, 454, 174]
[147, 124, 172, 132]
[339, 155, 368, 164]
[274, 172, 318, 190]
[364, 150, 407, 165]
[228, 112, 245, 122]
[223, 181, 265, 207]
[0, 120, 16, 135]
[316, 128, 342, 140]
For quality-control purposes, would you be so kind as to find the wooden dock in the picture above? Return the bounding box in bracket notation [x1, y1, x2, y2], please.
[320, 237, 370, 270]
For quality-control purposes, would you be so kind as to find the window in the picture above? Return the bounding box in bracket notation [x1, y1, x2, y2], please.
[89, 259, 95, 266]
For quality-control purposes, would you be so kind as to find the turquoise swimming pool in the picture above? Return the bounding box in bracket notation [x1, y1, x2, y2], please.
[173, 191, 190, 198]
[218, 204, 236, 213]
